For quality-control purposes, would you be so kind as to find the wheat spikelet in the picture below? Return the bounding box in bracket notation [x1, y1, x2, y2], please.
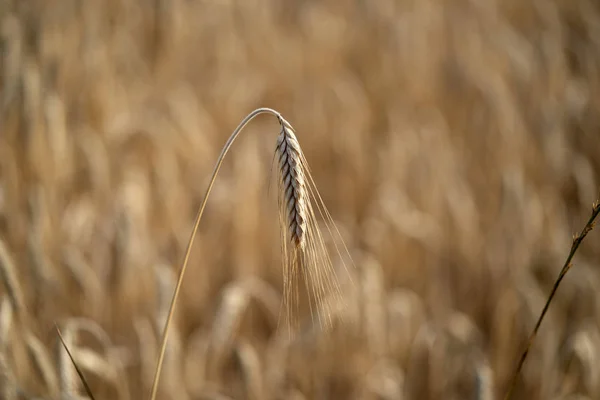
[276, 119, 307, 249]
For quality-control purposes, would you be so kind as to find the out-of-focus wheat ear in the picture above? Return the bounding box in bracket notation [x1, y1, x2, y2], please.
[561, 326, 600, 395]
[149, 108, 284, 400]
[235, 339, 264, 400]
[404, 323, 437, 399]
[475, 361, 495, 400]
[56, 325, 96, 400]
[1, 14, 23, 106]
[0, 238, 25, 320]
[63, 247, 104, 316]
[26, 332, 59, 397]
[363, 360, 405, 399]
[134, 318, 158, 390]
[207, 282, 250, 380]
[59, 318, 131, 400]
[359, 256, 386, 357]
[0, 352, 18, 400]
[183, 328, 210, 396]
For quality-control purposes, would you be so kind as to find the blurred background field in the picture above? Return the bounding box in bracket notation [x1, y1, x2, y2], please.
[2, 0, 600, 399]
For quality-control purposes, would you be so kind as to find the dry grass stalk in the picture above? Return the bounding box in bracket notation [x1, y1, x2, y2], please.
[150, 108, 351, 400]
[504, 200, 600, 399]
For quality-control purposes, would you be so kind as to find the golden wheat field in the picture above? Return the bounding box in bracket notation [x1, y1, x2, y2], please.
[2, 0, 600, 399]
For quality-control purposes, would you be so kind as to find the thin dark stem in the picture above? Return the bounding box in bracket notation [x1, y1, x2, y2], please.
[504, 201, 600, 400]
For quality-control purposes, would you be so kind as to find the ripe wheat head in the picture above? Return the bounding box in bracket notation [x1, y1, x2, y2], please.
[150, 109, 352, 400]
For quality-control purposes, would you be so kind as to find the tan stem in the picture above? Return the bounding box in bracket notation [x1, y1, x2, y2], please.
[149, 107, 283, 400]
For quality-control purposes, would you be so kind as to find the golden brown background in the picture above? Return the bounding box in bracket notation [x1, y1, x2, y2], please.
[1, 0, 600, 399]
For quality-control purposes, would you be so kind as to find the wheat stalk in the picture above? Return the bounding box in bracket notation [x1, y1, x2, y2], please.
[149, 108, 352, 400]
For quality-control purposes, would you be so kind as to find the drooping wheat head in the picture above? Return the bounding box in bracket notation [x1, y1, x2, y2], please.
[275, 116, 352, 334]
[150, 109, 353, 400]
[276, 118, 308, 250]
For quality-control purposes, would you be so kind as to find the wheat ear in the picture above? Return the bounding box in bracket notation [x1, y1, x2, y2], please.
[276, 119, 354, 334]
[276, 119, 307, 250]
[149, 108, 286, 400]
[150, 108, 353, 399]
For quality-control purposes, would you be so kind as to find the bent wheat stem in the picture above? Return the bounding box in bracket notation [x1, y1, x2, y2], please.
[149, 108, 283, 400]
[150, 107, 351, 400]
